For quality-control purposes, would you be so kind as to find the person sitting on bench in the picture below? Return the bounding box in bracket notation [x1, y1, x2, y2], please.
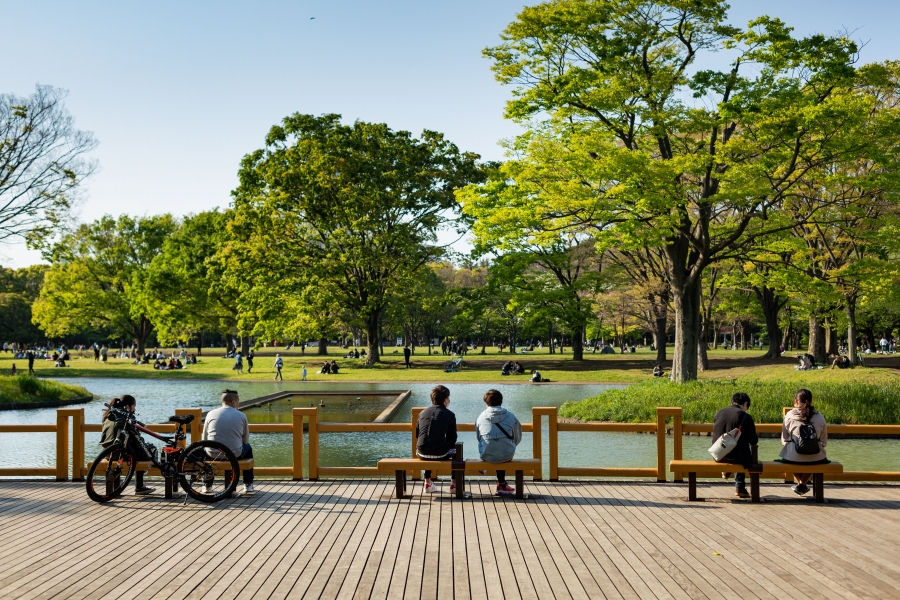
[712, 392, 758, 498]
[100, 395, 154, 495]
[203, 389, 255, 493]
[779, 388, 828, 496]
[476, 389, 522, 496]
[416, 385, 457, 494]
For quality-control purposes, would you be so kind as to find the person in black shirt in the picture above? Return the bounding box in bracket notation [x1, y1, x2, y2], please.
[712, 392, 759, 498]
[416, 385, 458, 493]
[403, 345, 411, 369]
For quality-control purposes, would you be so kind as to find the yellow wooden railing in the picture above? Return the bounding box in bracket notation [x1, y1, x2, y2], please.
[2, 406, 900, 483]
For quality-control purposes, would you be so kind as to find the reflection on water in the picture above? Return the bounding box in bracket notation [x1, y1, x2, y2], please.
[2, 378, 899, 477]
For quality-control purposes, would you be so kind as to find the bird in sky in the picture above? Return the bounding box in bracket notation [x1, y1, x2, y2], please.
[310, 17, 315, 20]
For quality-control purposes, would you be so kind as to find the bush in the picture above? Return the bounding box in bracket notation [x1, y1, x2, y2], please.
[560, 377, 900, 425]
[0, 375, 90, 404]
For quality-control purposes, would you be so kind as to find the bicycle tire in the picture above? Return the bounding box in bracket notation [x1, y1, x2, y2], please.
[178, 441, 240, 503]
[86, 444, 137, 503]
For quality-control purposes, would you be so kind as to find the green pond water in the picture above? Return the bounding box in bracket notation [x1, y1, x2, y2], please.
[2, 378, 899, 479]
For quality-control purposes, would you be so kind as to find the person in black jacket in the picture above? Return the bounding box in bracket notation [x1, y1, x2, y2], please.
[712, 392, 759, 498]
[416, 385, 457, 493]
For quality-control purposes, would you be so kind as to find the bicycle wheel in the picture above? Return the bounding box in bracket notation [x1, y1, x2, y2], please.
[86, 444, 137, 503]
[178, 441, 239, 503]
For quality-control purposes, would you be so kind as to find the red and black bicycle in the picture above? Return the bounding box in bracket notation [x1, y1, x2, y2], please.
[85, 403, 239, 503]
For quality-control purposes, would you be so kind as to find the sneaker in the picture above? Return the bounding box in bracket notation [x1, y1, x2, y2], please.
[496, 483, 515, 496]
[735, 488, 750, 499]
[201, 484, 211, 494]
[424, 481, 436, 493]
[794, 484, 810, 496]
[242, 484, 255, 493]
[134, 486, 155, 495]
[449, 481, 456, 492]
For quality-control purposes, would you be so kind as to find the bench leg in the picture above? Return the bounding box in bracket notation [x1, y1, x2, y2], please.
[395, 470, 405, 499]
[107, 476, 115, 498]
[515, 470, 523, 499]
[165, 477, 174, 499]
[750, 473, 760, 503]
[813, 473, 825, 503]
[454, 470, 464, 499]
[687, 472, 697, 501]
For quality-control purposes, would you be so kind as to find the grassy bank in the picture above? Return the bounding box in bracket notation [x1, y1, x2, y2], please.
[0, 375, 91, 405]
[560, 368, 900, 424]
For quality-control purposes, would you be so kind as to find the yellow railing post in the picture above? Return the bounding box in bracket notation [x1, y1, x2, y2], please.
[531, 407, 557, 480]
[308, 407, 319, 480]
[292, 407, 304, 480]
[531, 408, 542, 482]
[411, 407, 424, 480]
[55, 410, 69, 481]
[673, 408, 683, 482]
[782, 406, 791, 483]
[57, 408, 83, 480]
[549, 407, 558, 480]
[656, 407, 681, 482]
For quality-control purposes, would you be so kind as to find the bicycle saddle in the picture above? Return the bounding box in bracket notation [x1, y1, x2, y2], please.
[169, 415, 195, 424]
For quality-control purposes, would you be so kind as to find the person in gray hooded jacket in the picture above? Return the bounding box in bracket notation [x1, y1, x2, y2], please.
[475, 389, 522, 495]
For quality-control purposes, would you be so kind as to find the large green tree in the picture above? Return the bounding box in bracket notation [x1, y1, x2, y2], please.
[484, 0, 895, 381]
[229, 114, 484, 364]
[32, 214, 176, 353]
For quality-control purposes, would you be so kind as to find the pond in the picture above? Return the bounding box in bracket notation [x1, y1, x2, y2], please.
[2, 378, 900, 477]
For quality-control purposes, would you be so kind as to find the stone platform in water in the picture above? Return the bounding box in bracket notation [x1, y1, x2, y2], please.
[1, 479, 898, 599]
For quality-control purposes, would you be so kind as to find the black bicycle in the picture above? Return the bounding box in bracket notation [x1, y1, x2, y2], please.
[86, 404, 239, 503]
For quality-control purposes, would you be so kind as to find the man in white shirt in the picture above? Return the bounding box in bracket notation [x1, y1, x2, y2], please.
[203, 389, 254, 493]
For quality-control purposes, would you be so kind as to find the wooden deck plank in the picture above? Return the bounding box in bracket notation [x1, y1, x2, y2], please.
[1, 479, 900, 600]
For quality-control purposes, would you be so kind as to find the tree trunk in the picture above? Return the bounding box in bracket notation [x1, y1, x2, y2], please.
[653, 314, 667, 363]
[808, 316, 826, 364]
[846, 295, 859, 366]
[241, 336, 250, 356]
[740, 321, 751, 350]
[698, 313, 709, 371]
[365, 313, 380, 365]
[317, 337, 328, 356]
[755, 285, 783, 359]
[670, 278, 702, 383]
[197, 332, 203, 356]
[824, 317, 838, 356]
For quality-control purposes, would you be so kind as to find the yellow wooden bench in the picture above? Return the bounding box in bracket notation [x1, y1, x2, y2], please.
[90, 459, 254, 498]
[376, 457, 541, 499]
[670, 460, 843, 503]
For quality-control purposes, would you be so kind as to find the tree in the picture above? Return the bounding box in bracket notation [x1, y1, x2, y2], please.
[1, 86, 97, 242]
[484, 0, 887, 381]
[32, 214, 176, 353]
[229, 114, 484, 364]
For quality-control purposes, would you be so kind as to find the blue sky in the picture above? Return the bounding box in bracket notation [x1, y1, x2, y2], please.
[3, 0, 899, 267]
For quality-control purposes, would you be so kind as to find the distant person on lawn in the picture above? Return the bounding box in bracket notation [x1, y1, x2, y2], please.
[475, 389, 522, 496]
[712, 392, 759, 498]
[203, 389, 254, 493]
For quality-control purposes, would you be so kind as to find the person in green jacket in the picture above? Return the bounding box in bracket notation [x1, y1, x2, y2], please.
[99, 395, 154, 495]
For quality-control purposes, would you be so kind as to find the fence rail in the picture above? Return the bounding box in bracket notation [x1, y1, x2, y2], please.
[2, 406, 900, 483]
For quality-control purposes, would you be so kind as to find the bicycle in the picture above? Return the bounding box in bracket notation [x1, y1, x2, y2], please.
[86, 403, 239, 504]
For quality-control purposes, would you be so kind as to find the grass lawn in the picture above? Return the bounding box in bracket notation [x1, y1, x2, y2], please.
[0, 375, 91, 405]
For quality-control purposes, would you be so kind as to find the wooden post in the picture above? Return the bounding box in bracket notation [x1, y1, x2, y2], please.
[308, 407, 319, 480]
[55, 410, 69, 481]
[656, 408, 667, 482]
[58, 408, 84, 480]
[672, 409, 683, 482]
[782, 406, 791, 483]
[411, 407, 424, 480]
[292, 408, 304, 480]
[549, 407, 558, 481]
[531, 409, 542, 482]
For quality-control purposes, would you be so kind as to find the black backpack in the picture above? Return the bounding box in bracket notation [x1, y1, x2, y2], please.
[795, 419, 820, 455]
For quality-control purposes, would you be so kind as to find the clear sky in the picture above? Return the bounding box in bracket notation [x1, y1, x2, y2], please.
[3, 0, 899, 267]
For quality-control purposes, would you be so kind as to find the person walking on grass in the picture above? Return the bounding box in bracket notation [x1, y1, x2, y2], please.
[273, 354, 284, 381]
[712, 392, 759, 498]
[27, 350, 35, 376]
[233, 351, 243, 375]
[246, 350, 254, 374]
[301, 364, 307, 381]
[403, 345, 411, 369]
[475, 389, 522, 496]
[416, 385, 457, 494]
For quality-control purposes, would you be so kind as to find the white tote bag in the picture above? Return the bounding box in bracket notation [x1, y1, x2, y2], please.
[708, 426, 741, 461]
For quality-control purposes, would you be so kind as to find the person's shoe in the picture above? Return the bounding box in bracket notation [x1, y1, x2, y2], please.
[449, 481, 456, 492]
[242, 484, 255, 493]
[735, 488, 750, 499]
[134, 486, 155, 495]
[794, 484, 810, 496]
[424, 481, 436, 493]
[721, 472, 731, 479]
[496, 483, 515, 496]
[201, 484, 212, 494]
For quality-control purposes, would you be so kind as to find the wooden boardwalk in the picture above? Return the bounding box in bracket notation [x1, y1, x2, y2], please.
[1, 479, 899, 599]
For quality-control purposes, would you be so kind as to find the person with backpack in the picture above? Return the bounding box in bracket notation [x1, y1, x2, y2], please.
[778, 388, 828, 496]
[475, 389, 522, 496]
[711, 392, 759, 498]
